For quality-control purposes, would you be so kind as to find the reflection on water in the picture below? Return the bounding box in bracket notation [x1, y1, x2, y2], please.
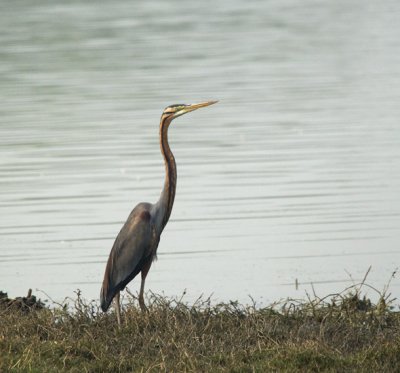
[1, 0, 400, 305]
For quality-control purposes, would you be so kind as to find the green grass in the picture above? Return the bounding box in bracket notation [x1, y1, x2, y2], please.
[1, 283, 399, 372]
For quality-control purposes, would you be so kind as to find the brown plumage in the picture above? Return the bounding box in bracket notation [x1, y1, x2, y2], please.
[100, 101, 217, 325]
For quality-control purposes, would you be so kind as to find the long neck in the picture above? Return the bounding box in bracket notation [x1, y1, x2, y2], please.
[157, 115, 177, 231]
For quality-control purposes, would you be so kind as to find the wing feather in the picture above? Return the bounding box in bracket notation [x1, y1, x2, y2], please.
[100, 203, 156, 311]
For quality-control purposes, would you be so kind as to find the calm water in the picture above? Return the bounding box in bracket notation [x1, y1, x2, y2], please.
[1, 1, 400, 306]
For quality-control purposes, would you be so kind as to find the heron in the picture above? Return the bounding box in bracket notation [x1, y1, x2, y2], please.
[100, 101, 217, 325]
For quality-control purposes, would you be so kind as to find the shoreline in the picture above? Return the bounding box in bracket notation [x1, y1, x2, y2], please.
[1, 284, 399, 372]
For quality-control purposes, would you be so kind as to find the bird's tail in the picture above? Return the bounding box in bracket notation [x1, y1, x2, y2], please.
[100, 252, 116, 312]
[100, 283, 113, 312]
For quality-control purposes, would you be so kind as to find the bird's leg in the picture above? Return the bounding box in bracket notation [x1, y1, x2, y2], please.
[114, 291, 121, 327]
[139, 278, 147, 312]
[139, 260, 152, 312]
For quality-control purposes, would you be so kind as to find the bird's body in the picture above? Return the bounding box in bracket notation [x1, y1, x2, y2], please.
[100, 203, 158, 312]
[100, 101, 217, 324]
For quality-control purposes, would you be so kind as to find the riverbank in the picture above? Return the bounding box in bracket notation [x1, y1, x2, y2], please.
[1, 285, 399, 372]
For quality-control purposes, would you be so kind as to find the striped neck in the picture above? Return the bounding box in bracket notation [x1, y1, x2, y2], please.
[157, 114, 177, 230]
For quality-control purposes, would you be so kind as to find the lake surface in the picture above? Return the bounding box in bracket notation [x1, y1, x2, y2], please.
[1, 0, 400, 306]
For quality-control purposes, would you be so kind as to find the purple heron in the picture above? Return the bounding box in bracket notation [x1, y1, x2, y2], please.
[100, 101, 217, 325]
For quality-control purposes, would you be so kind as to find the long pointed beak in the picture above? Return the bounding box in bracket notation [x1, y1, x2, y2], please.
[187, 100, 218, 111]
[175, 100, 218, 118]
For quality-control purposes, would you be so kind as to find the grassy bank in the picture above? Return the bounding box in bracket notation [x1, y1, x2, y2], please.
[1, 284, 399, 372]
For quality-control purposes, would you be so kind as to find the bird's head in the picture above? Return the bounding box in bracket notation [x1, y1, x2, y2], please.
[162, 101, 218, 120]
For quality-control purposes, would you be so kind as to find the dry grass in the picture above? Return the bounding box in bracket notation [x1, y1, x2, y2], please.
[1, 275, 399, 372]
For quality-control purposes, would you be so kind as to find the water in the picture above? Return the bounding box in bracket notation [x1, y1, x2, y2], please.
[1, 0, 400, 306]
